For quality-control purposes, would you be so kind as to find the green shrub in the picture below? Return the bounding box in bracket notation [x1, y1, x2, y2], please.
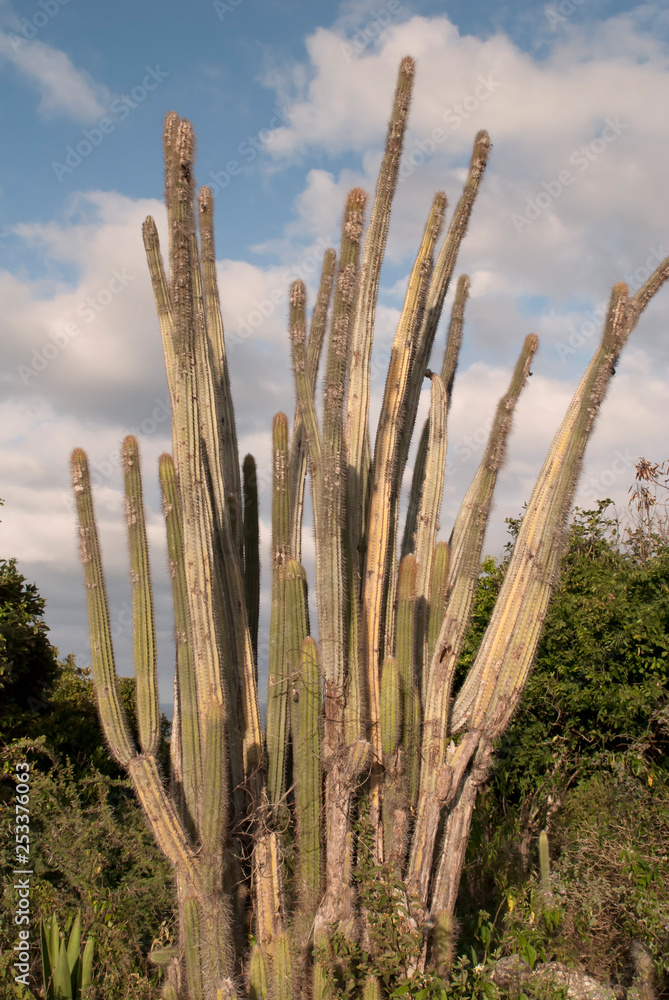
[0, 740, 174, 999]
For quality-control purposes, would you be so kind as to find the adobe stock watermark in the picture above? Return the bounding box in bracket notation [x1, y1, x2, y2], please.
[399, 73, 501, 183]
[51, 66, 169, 182]
[622, 244, 667, 292]
[6, 0, 71, 52]
[511, 116, 628, 234]
[340, 0, 404, 63]
[555, 245, 666, 361]
[213, 0, 242, 20]
[205, 106, 293, 196]
[581, 448, 637, 502]
[18, 267, 134, 384]
[545, 0, 587, 30]
[445, 410, 496, 474]
[60, 396, 172, 516]
[227, 236, 332, 351]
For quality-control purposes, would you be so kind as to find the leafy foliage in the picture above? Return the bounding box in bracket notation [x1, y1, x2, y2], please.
[0, 559, 60, 741]
[0, 739, 173, 999]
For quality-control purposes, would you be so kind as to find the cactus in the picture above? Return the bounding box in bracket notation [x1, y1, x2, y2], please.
[70, 55, 669, 999]
[539, 829, 550, 891]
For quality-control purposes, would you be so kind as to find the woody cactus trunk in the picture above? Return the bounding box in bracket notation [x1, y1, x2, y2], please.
[71, 58, 669, 999]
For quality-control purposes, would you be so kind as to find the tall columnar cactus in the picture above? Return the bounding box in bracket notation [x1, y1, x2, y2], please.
[71, 56, 669, 1000]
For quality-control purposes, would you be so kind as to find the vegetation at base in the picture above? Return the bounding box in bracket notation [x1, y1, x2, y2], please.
[1, 477, 667, 997]
[454, 494, 669, 994]
[0, 584, 174, 999]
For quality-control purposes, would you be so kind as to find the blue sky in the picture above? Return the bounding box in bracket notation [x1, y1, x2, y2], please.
[1, 0, 668, 701]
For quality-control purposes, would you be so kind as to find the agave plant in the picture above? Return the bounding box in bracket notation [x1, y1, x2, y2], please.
[70, 56, 669, 999]
[13, 912, 95, 1000]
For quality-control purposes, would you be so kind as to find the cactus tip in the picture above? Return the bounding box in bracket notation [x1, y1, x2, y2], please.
[290, 279, 306, 307]
[176, 119, 196, 168]
[198, 186, 213, 214]
[347, 187, 367, 210]
[472, 129, 491, 166]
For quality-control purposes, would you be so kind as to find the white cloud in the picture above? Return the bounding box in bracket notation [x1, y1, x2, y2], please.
[0, 32, 110, 122]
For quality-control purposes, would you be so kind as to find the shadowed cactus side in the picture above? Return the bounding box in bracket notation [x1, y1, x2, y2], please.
[70, 54, 669, 1000]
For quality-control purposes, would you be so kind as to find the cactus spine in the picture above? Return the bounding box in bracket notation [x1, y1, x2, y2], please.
[71, 56, 669, 999]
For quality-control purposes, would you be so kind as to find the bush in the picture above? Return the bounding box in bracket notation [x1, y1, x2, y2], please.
[0, 739, 174, 999]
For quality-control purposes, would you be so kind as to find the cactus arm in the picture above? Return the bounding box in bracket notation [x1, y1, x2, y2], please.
[243, 454, 260, 672]
[395, 135, 489, 501]
[401, 274, 468, 561]
[290, 248, 336, 561]
[182, 892, 205, 1000]
[344, 569, 365, 746]
[159, 452, 202, 835]
[345, 57, 415, 568]
[431, 332, 537, 737]
[290, 280, 323, 502]
[394, 555, 421, 823]
[465, 286, 631, 736]
[166, 116, 262, 790]
[413, 375, 448, 696]
[170, 675, 184, 808]
[380, 656, 401, 760]
[319, 189, 366, 753]
[401, 420, 429, 560]
[406, 728, 481, 913]
[253, 831, 286, 954]
[381, 655, 406, 866]
[395, 554, 417, 719]
[127, 755, 198, 881]
[312, 960, 333, 1000]
[249, 944, 269, 1000]
[266, 413, 291, 806]
[440, 274, 469, 405]
[363, 976, 382, 1000]
[198, 186, 243, 538]
[122, 436, 160, 757]
[628, 253, 669, 317]
[385, 146, 486, 675]
[405, 680, 422, 812]
[200, 700, 235, 989]
[539, 829, 550, 889]
[141, 216, 176, 400]
[201, 702, 228, 862]
[71, 449, 136, 766]
[272, 933, 293, 1000]
[363, 192, 446, 778]
[426, 541, 450, 670]
[292, 636, 322, 925]
[428, 738, 493, 933]
[284, 562, 310, 700]
[163, 116, 229, 728]
[406, 334, 536, 905]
